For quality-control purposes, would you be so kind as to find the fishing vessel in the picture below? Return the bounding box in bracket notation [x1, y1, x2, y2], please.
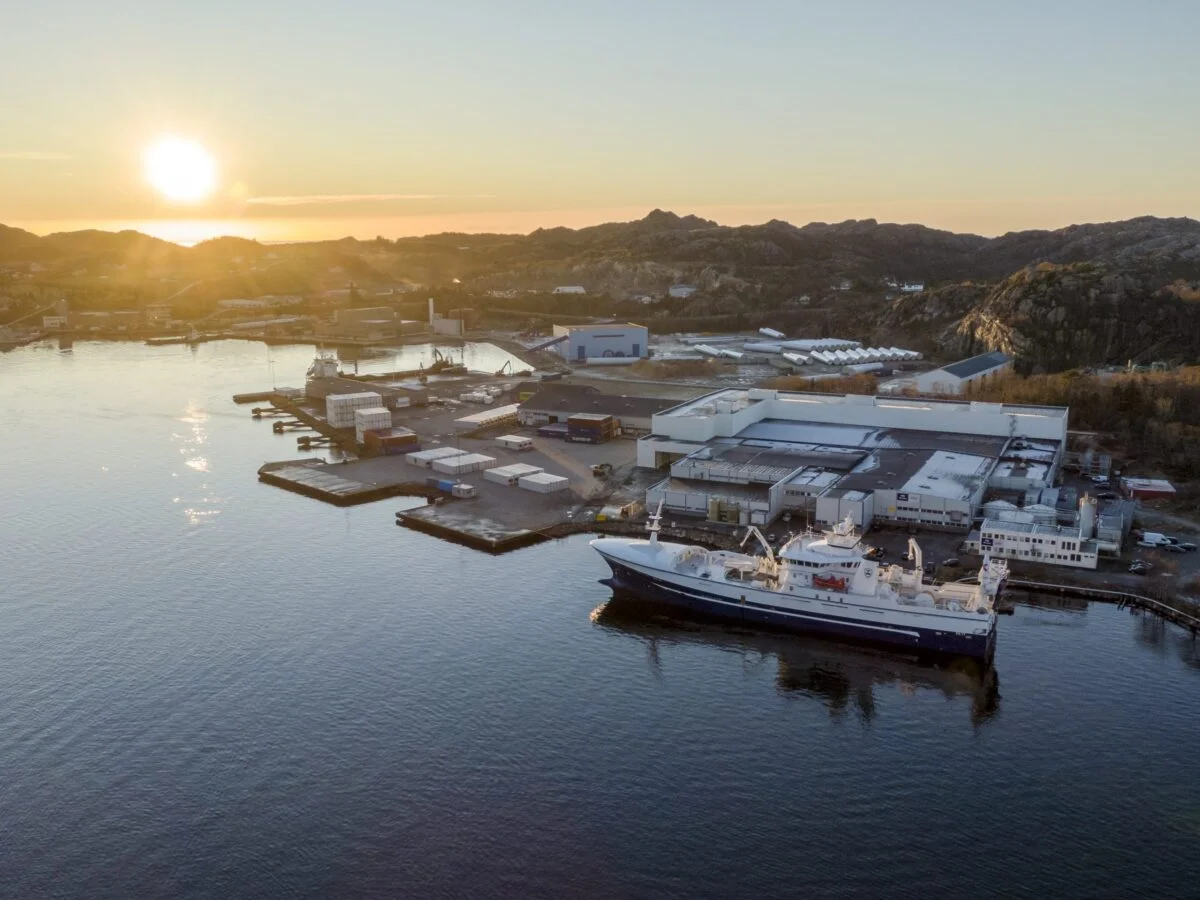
[591, 506, 1007, 658]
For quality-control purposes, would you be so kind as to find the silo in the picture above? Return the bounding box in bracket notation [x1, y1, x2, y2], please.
[1079, 494, 1098, 538]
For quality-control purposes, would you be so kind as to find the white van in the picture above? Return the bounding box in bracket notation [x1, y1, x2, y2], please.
[1137, 532, 1171, 547]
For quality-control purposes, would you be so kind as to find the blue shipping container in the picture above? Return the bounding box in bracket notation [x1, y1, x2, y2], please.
[438, 479, 456, 492]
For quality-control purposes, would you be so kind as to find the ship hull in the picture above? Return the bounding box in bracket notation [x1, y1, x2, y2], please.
[598, 554, 996, 660]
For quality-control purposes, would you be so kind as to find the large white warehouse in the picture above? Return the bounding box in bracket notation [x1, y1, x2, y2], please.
[552, 323, 649, 362]
[883, 351, 1013, 396]
[639, 388, 1068, 530]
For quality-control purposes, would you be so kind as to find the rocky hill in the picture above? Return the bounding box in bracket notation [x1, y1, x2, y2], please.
[877, 263, 1200, 372]
[5, 211, 1200, 371]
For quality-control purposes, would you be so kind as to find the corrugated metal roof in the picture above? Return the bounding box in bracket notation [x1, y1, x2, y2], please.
[941, 351, 1012, 380]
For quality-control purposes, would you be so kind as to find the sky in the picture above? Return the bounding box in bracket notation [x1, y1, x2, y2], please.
[2, 0, 1198, 241]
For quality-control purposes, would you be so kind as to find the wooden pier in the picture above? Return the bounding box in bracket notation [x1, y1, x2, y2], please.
[1007, 579, 1200, 635]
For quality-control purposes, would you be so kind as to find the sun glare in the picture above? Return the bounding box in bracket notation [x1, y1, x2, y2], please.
[144, 137, 217, 204]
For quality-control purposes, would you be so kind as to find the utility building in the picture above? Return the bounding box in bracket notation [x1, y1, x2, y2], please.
[551, 323, 649, 362]
[892, 351, 1014, 396]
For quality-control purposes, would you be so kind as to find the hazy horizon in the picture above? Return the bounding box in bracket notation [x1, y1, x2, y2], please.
[8, 201, 1200, 247]
[4, 1, 1199, 240]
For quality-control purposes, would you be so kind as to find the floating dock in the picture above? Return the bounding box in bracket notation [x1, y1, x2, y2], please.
[258, 459, 433, 506]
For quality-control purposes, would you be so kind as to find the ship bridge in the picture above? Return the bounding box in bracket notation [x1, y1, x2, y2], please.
[780, 515, 865, 567]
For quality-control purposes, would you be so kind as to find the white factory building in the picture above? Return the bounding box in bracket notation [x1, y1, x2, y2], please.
[883, 351, 1013, 396]
[552, 323, 649, 362]
[639, 388, 1067, 530]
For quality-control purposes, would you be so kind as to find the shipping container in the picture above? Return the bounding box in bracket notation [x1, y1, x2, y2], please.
[518, 472, 570, 494]
[451, 483, 477, 498]
[406, 446, 468, 467]
[537, 423, 568, 439]
[495, 434, 534, 452]
[432, 453, 499, 475]
[326, 391, 385, 428]
[567, 413, 614, 427]
[484, 463, 544, 485]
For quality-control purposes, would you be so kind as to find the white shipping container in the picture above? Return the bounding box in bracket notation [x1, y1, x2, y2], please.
[453, 403, 521, 431]
[484, 463, 544, 485]
[518, 472, 570, 494]
[326, 391, 384, 427]
[495, 435, 534, 451]
[405, 446, 468, 467]
[432, 453, 499, 475]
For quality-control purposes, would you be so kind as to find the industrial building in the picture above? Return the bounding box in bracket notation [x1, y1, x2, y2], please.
[965, 521, 1099, 569]
[882, 351, 1013, 396]
[639, 388, 1067, 529]
[516, 383, 671, 435]
[1120, 477, 1176, 500]
[314, 306, 425, 342]
[548, 323, 649, 362]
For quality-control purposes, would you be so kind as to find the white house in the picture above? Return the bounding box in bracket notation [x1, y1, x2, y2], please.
[552, 285, 586, 295]
[900, 282, 925, 293]
[668, 284, 698, 299]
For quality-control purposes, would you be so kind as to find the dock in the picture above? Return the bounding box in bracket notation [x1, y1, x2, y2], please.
[1008, 579, 1200, 636]
[258, 459, 435, 506]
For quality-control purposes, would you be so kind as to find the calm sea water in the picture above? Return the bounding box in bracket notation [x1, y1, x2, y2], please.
[1, 341, 1199, 899]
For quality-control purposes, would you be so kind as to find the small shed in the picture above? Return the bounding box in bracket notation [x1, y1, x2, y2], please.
[495, 434, 534, 452]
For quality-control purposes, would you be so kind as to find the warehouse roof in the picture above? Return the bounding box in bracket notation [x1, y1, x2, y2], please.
[521, 385, 672, 419]
[941, 351, 1011, 380]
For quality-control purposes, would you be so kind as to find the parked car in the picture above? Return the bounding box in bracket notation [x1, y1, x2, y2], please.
[1162, 544, 1187, 554]
[940, 557, 960, 567]
[1097, 491, 1118, 500]
[1179, 542, 1197, 552]
[1090, 475, 1110, 484]
[1129, 564, 1149, 576]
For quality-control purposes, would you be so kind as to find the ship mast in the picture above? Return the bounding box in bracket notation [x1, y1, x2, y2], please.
[646, 499, 664, 546]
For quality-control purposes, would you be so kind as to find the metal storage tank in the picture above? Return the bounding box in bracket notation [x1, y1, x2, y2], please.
[1079, 495, 1098, 538]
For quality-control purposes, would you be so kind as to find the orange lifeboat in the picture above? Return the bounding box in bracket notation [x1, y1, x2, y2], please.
[812, 573, 847, 592]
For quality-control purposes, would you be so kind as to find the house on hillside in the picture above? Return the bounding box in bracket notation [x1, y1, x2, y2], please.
[668, 284, 698, 299]
[552, 285, 586, 295]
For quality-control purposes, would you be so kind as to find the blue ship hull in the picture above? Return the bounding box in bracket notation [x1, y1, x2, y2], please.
[600, 558, 996, 660]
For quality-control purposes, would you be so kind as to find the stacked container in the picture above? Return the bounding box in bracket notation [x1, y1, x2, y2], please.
[363, 426, 420, 455]
[431, 453, 499, 475]
[354, 407, 393, 443]
[567, 413, 615, 444]
[406, 447, 468, 468]
[326, 392, 384, 428]
[484, 463, 544, 486]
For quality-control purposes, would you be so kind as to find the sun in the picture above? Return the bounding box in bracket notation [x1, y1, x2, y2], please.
[144, 136, 217, 203]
